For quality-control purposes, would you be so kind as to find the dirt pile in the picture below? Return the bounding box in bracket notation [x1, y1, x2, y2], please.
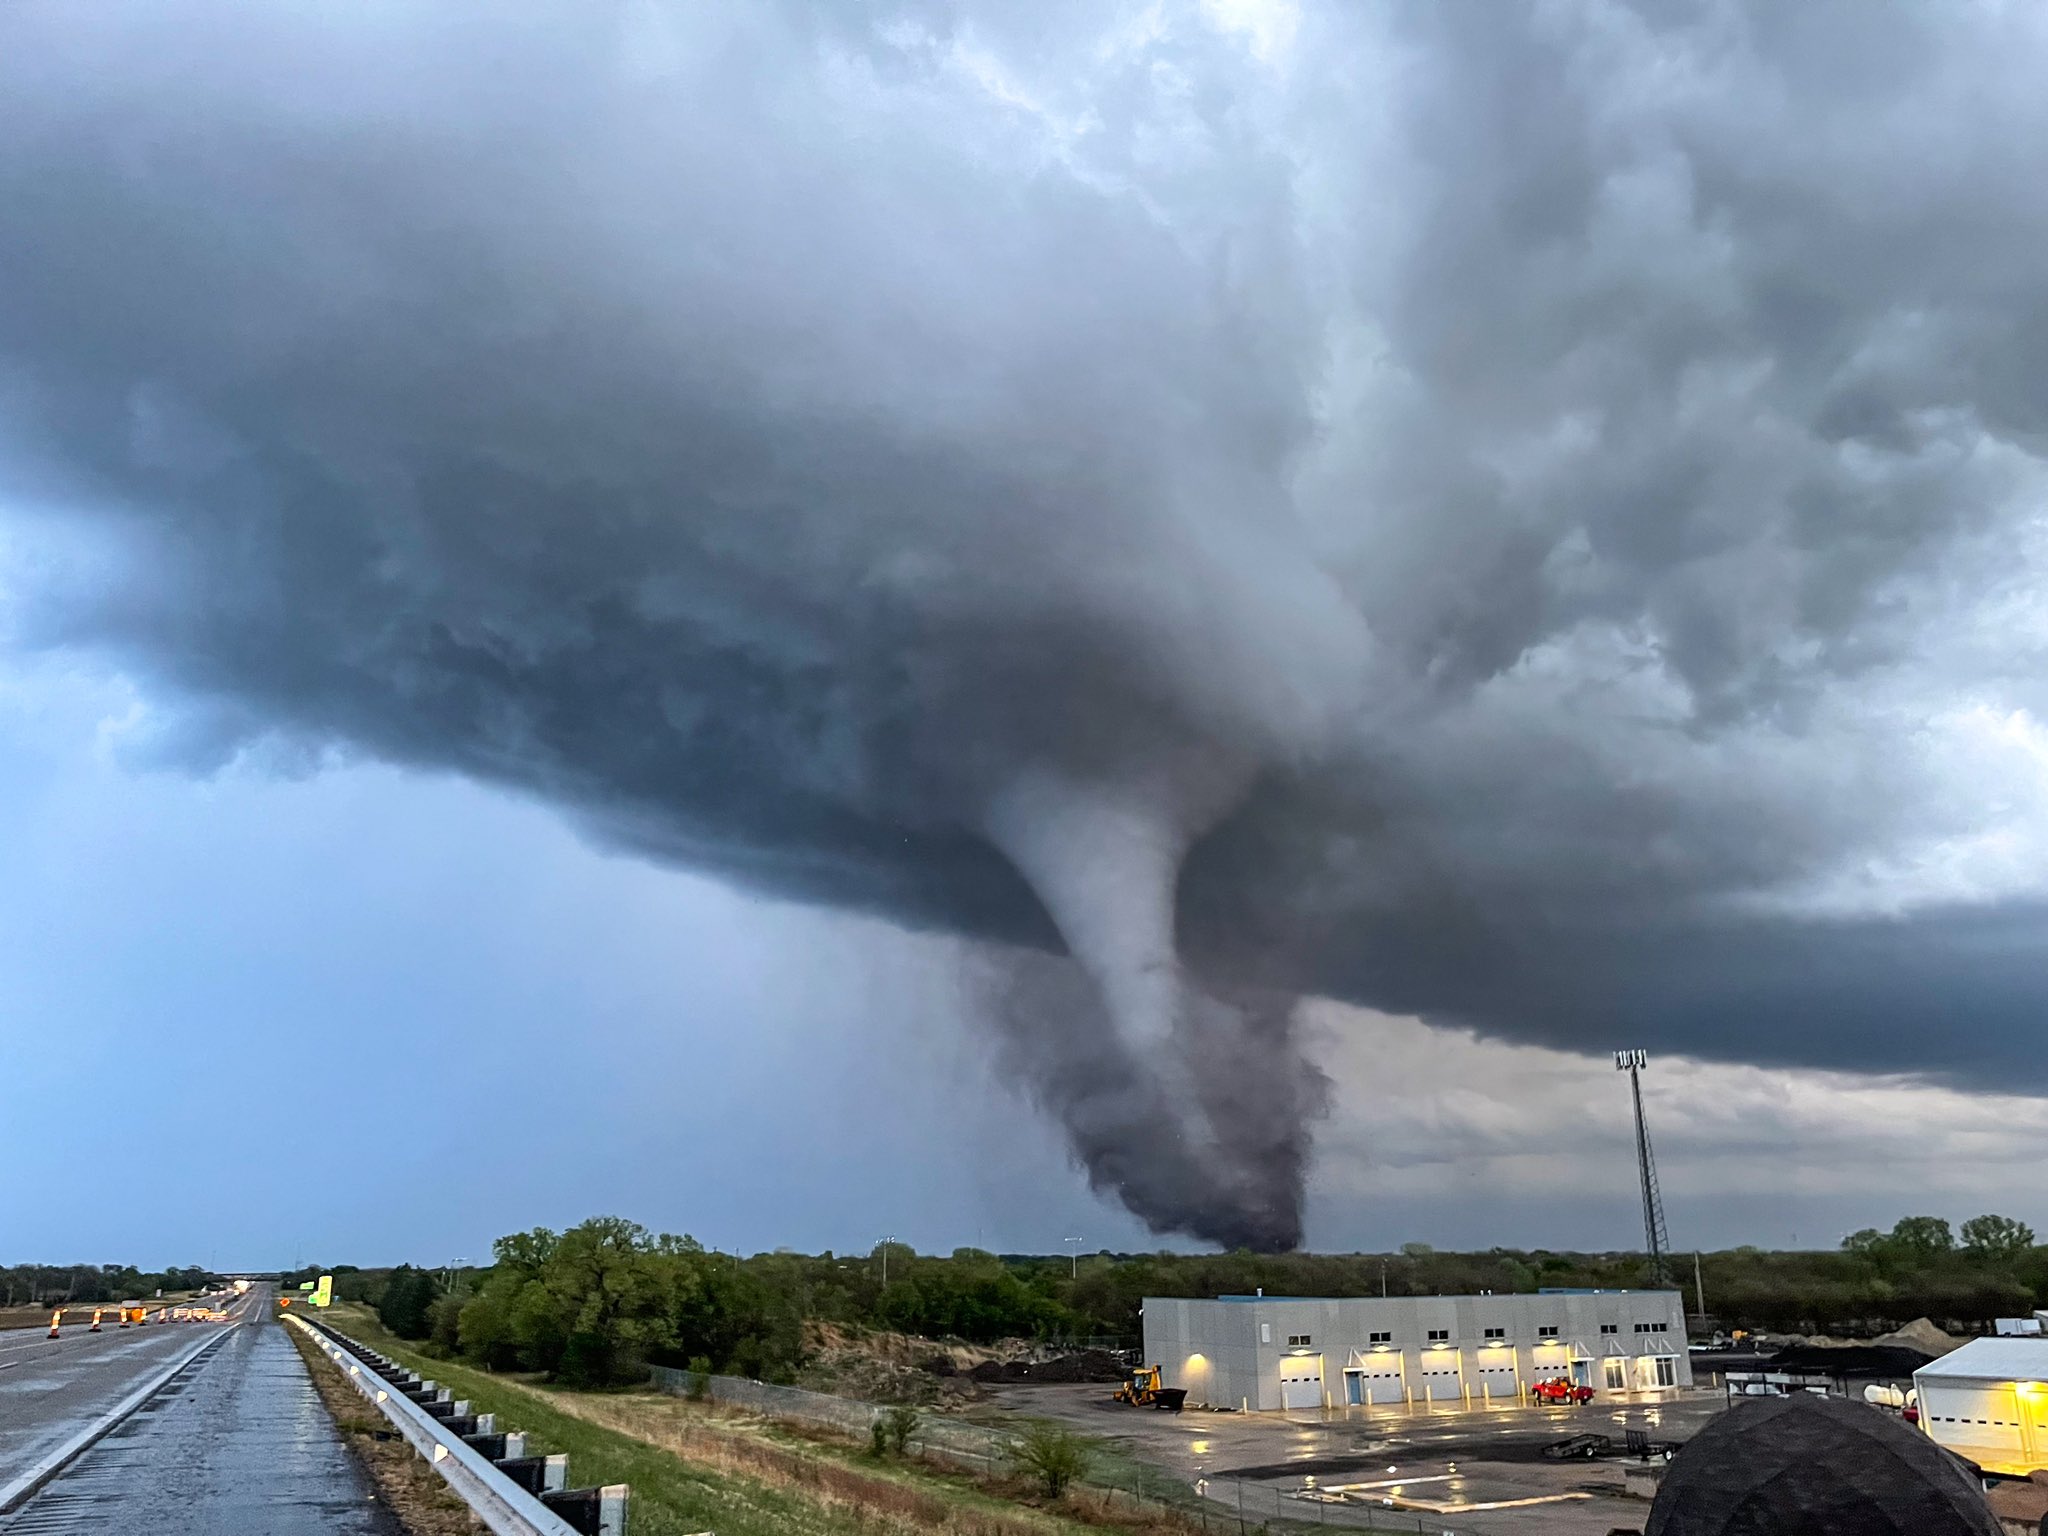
[793, 1322, 1130, 1404]
[968, 1350, 1128, 1384]
[796, 1322, 991, 1408]
[1875, 1317, 1960, 1356]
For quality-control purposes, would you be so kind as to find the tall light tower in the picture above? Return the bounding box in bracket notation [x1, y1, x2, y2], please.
[1615, 1050, 1671, 1286]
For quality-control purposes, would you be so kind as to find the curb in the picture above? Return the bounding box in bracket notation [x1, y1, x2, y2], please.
[0, 1322, 239, 1513]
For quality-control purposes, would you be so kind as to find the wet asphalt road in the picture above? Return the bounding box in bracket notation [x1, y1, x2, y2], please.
[0, 1319, 233, 1487]
[2, 1293, 401, 1535]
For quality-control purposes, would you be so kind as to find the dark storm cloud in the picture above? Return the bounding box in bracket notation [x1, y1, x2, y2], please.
[5, 0, 2048, 1245]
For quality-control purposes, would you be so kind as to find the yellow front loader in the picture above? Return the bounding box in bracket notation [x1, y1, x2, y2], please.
[1112, 1364, 1187, 1411]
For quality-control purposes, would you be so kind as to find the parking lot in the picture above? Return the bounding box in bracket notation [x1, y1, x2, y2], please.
[979, 1383, 1729, 1534]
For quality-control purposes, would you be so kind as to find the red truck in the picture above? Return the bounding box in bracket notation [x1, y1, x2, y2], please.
[1531, 1377, 1596, 1405]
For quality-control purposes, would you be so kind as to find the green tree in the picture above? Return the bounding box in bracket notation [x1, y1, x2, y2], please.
[458, 1235, 567, 1374]
[1961, 1214, 2036, 1260]
[426, 1291, 465, 1353]
[377, 1266, 439, 1340]
[544, 1216, 672, 1386]
[1888, 1216, 1955, 1258]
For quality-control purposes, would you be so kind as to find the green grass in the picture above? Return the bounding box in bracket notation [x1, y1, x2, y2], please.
[315, 1303, 1234, 1535]
[701, 1395, 1151, 1533]
[316, 1304, 883, 1536]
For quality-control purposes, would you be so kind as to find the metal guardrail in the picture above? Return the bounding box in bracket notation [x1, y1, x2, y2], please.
[287, 1313, 621, 1536]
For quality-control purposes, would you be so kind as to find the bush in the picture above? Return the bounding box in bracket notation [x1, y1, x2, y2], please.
[685, 1356, 711, 1402]
[1009, 1421, 1090, 1498]
[882, 1406, 919, 1455]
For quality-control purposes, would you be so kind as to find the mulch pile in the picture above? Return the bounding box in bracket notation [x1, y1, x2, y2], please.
[966, 1350, 1128, 1384]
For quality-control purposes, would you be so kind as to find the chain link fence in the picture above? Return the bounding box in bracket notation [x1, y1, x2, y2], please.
[648, 1365, 1481, 1533]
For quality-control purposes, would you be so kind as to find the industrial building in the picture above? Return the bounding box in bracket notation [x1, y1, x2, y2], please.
[1144, 1289, 1691, 1412]
[1914, 1336, 2048, 1476]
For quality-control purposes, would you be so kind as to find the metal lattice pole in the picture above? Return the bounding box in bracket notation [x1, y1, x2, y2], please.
[1616, 1050, 1671, 1285]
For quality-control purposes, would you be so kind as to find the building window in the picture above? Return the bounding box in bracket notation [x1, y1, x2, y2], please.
[1368, 1331, 1392, 1344]
[1599, 1324, 1619, 1335]
[1604, 1359, 1627, 1390]
[1483, 1327, 1506, 1339]
[1537, 1326, 1560, 1338]
[1286, 1334, 1313, 1348]
[1653, 1357, 1676, 1387]
[1633, 1321, 1669, 1334]
[1427, 1328, 1450, 1342]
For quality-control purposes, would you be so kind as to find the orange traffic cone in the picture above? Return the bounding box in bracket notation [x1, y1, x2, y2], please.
[47, 1309, 62, 1339]
[90, 1307, 103, 1333]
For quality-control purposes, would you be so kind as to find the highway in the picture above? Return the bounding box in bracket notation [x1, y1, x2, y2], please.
[0, 1311, 235, 1491]
[0, 1285, 400, 1534]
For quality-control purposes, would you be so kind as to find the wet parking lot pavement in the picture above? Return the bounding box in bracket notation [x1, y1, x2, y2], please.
[980, 1382, 1730, 1534]
[1, 1308, 400, 1536]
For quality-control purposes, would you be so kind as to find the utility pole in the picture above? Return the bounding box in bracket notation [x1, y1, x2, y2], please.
[1064, 1237, 1081, 1281]
[1693, 1250, 1707, 1323]
[1615, 1050, 1671, 1286]
[877, 1236, 896, 1289]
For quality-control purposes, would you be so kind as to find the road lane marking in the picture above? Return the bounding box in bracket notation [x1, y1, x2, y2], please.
[0, 1325, 237, 1514]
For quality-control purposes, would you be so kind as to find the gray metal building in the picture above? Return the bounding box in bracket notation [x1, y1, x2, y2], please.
[1144, 1289, 1691, 1411]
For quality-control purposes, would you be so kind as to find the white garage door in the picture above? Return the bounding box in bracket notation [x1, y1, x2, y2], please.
[1279, 1358, 1325, 1411]
[1416, 1360, 1462, 1402]
[1923, 1383, 2025, 1456]
[1346, 1362, 1404, 1405]
[1474, 1362, 1519, 1400]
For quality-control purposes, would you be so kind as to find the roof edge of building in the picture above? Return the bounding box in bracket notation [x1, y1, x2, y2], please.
[1144, 1289, 1683, 1305]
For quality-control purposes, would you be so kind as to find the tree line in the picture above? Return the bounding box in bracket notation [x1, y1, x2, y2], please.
[0, 1263, 216, 1307]
[338, 1211, 2046, 1388]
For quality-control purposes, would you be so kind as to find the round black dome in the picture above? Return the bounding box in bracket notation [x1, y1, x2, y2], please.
[1647, 1394, 2000, 1536]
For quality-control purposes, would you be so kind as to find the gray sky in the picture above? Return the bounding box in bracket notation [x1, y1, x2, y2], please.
[4, 0, 2048, 1260]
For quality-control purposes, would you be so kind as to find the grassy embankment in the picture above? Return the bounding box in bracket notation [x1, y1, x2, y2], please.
[319, 1302, 1213, 1536]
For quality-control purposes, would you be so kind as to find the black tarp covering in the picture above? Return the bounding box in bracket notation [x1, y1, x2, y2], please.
[1765, 1345, 1933, 1380]
[1647, 1395, 2000, 1536]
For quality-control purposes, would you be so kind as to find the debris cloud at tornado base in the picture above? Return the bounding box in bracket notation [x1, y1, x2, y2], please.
[11, 4, 2048, 1243]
